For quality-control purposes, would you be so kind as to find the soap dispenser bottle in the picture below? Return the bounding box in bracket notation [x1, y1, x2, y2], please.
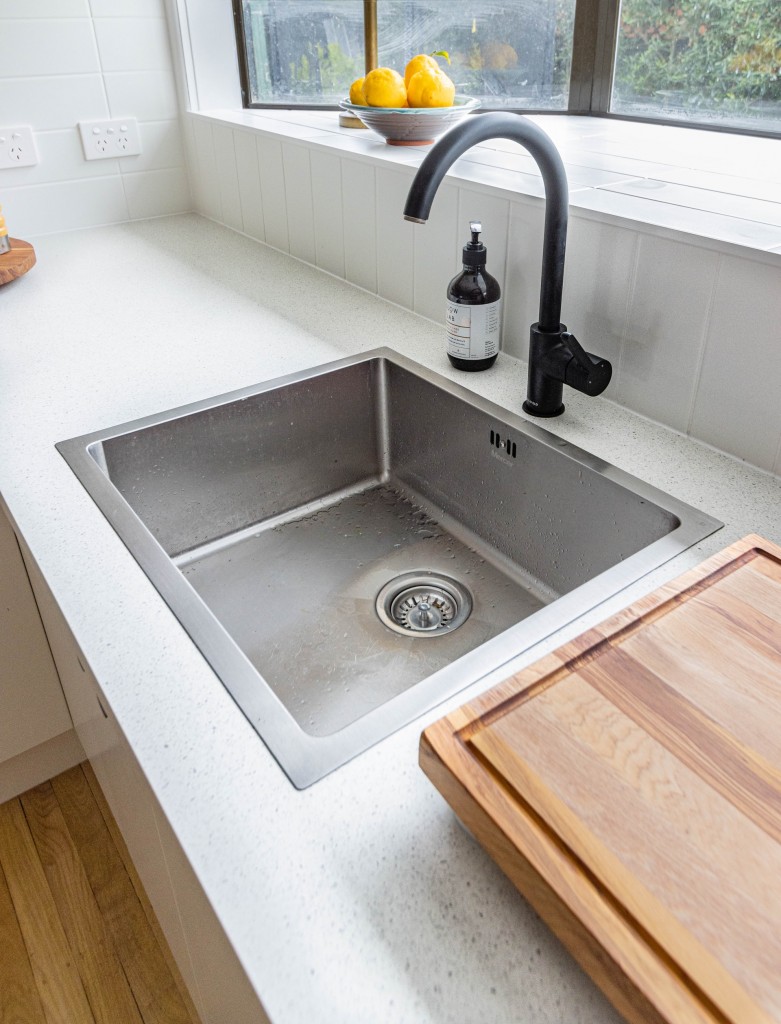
[446, 221, 501, 371]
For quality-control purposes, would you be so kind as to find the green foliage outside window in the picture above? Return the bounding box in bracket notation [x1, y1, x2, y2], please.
[615, 0, 781, 120]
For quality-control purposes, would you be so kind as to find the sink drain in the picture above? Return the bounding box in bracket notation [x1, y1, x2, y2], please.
[376, 572, 472, 637]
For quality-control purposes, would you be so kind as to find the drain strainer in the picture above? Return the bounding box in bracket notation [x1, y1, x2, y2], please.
[376, 572, 472, 637]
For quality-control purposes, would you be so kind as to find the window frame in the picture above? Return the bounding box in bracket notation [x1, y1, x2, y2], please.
[231, 0, 780, 138]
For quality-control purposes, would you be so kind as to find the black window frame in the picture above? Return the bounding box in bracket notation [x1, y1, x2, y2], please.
[232, 0, 780, 139]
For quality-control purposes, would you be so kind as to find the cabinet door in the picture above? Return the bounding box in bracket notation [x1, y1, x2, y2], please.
[0, 510, 73, 763]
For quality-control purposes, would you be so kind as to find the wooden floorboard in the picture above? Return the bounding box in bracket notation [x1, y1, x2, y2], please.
[0, 797, 95, 1024]
[0, 856, 48, 1024]
[0, 764, 200, 1024]
[50, 766, 195, 1024]
[81, 762, 203, 1024]
[21, 782, 144, 1024]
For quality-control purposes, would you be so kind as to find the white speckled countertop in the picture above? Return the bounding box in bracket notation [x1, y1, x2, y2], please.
[3, 215, 780, 1024]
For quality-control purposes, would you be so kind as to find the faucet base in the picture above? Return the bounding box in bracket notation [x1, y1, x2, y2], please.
[522, 399, 564, 417]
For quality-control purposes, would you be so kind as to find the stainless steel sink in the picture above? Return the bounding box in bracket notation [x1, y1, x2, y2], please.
[58, 349, 721, 787]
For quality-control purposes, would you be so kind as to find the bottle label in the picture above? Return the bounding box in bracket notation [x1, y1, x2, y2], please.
[446, 299, 501, 360]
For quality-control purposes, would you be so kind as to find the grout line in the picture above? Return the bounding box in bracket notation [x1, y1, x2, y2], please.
[85, 0, 130, 219]
[598, 182, 781, 229]
[373, 164, 380, 296]
[333, 151, 344, 277]
[613, 228, 641, 395]
[772, 424, 781, 477]
[227, 126, 243, 234]
[501, 195, 512, 351]
[0, 71, 105, 81]
[85, 0, 111, 114]
[684, 252, 722, 435]
[20, 119, 178, 138]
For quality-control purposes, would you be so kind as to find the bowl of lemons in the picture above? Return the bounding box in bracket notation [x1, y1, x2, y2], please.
[340, 53, 480, 146]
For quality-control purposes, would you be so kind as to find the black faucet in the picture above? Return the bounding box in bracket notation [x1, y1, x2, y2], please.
[403, 112, 612, 417]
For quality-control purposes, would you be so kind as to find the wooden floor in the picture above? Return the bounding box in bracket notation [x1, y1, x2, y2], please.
[0, 762, 201, 1024]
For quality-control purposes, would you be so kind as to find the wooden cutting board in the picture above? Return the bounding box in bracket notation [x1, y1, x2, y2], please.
[0, 238, 36, 285]
[421, 534, 781, 1024]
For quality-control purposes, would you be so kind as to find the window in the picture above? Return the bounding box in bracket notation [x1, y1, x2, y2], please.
[611, 0, 781, 131]
[233, 0, 781, 134]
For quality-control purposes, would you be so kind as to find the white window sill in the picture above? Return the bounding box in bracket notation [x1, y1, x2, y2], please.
[193, 108, 781, 263]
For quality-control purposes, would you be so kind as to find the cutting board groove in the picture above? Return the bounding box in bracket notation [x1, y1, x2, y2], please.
[422, 535, 781, 1024]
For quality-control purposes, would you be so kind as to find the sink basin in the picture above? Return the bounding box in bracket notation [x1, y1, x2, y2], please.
[58, 349, 721, 787]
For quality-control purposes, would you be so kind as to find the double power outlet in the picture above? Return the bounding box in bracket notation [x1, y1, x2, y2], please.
[78, 118, 141, 160]
[0, 119, 142, 170]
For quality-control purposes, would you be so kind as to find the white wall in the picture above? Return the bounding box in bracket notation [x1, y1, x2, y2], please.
[183, 112, 781, 478]
[0, 0, 191, 237]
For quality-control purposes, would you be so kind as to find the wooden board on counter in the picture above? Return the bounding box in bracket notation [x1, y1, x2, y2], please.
[421, 534, 781, 1024]
[0, 239, 36, 285]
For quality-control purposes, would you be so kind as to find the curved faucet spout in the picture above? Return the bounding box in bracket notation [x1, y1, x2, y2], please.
[404, 112, 568, 332]
[404, 112, 612, 417]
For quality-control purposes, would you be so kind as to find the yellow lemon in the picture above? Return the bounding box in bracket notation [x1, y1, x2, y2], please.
[406, 67, 455, 108]
[348, 76, 366, 105]
[404, 53, 440, 89]
[363, 67, 408, 107]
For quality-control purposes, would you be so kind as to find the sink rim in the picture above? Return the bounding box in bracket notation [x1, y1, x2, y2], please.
[56, 347, 722, 788]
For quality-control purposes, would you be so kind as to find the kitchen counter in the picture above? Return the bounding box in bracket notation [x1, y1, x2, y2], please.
[2, 214, 780, 1024]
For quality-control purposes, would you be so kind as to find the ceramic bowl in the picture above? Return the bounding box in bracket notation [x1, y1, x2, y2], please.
[339, 97, 481, 146]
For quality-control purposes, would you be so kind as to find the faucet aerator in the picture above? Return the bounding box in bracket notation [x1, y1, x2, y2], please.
[403, 112, 612, 417]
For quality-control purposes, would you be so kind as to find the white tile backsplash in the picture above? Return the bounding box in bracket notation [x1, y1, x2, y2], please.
[281, 142, 315, 264]
[104, 69, 179, 121]
[616, 235, 718, 431]
[192, 118, 220, 220]
[132, 120, 185, 172]
[561, 215, 635, 376]
[89, 0, 164, 15]
[123, 167, 189, 219]
[504, 198, 544, 359]
[413, 182, 459, 323]
[310, 150, 345, 279]
[256, 134, 288, 253]
[0, 74, 108, 129]
[0, 19, 99, 76]
[0, 0, 88, 13]
[1, 176, 128, 235]
[341, 157, 377, 293]
[212, 124, 242, 233]
[93, 16, 172, 72]
[690, 256, 781, 471]
[376, 167, 416, 309]
[233, 129, 264, 242]
[0, 4, 188, 235]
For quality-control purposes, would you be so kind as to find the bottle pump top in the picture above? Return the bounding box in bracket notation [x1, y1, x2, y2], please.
[462, 221, 487, 269]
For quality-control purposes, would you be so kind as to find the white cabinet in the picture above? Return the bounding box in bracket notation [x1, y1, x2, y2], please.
[0, 508, 81, 798]
[18, 534, 270, 1024]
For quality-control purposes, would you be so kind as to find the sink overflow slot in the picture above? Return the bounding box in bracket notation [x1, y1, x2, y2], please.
[490, 429, 516, 458]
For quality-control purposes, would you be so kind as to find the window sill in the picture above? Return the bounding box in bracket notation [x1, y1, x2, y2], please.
[194, 108, 781, 263]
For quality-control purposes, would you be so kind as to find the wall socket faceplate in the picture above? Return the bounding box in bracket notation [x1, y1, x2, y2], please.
[0, 126, 38, 169]
[78, 118, 142, 160]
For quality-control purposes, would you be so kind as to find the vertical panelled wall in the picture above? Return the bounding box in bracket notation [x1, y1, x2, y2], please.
[0, 0, 191, 236]
[183, 113, 781, 479]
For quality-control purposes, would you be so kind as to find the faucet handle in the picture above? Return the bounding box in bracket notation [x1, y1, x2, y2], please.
[561, 332, 612, 397]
